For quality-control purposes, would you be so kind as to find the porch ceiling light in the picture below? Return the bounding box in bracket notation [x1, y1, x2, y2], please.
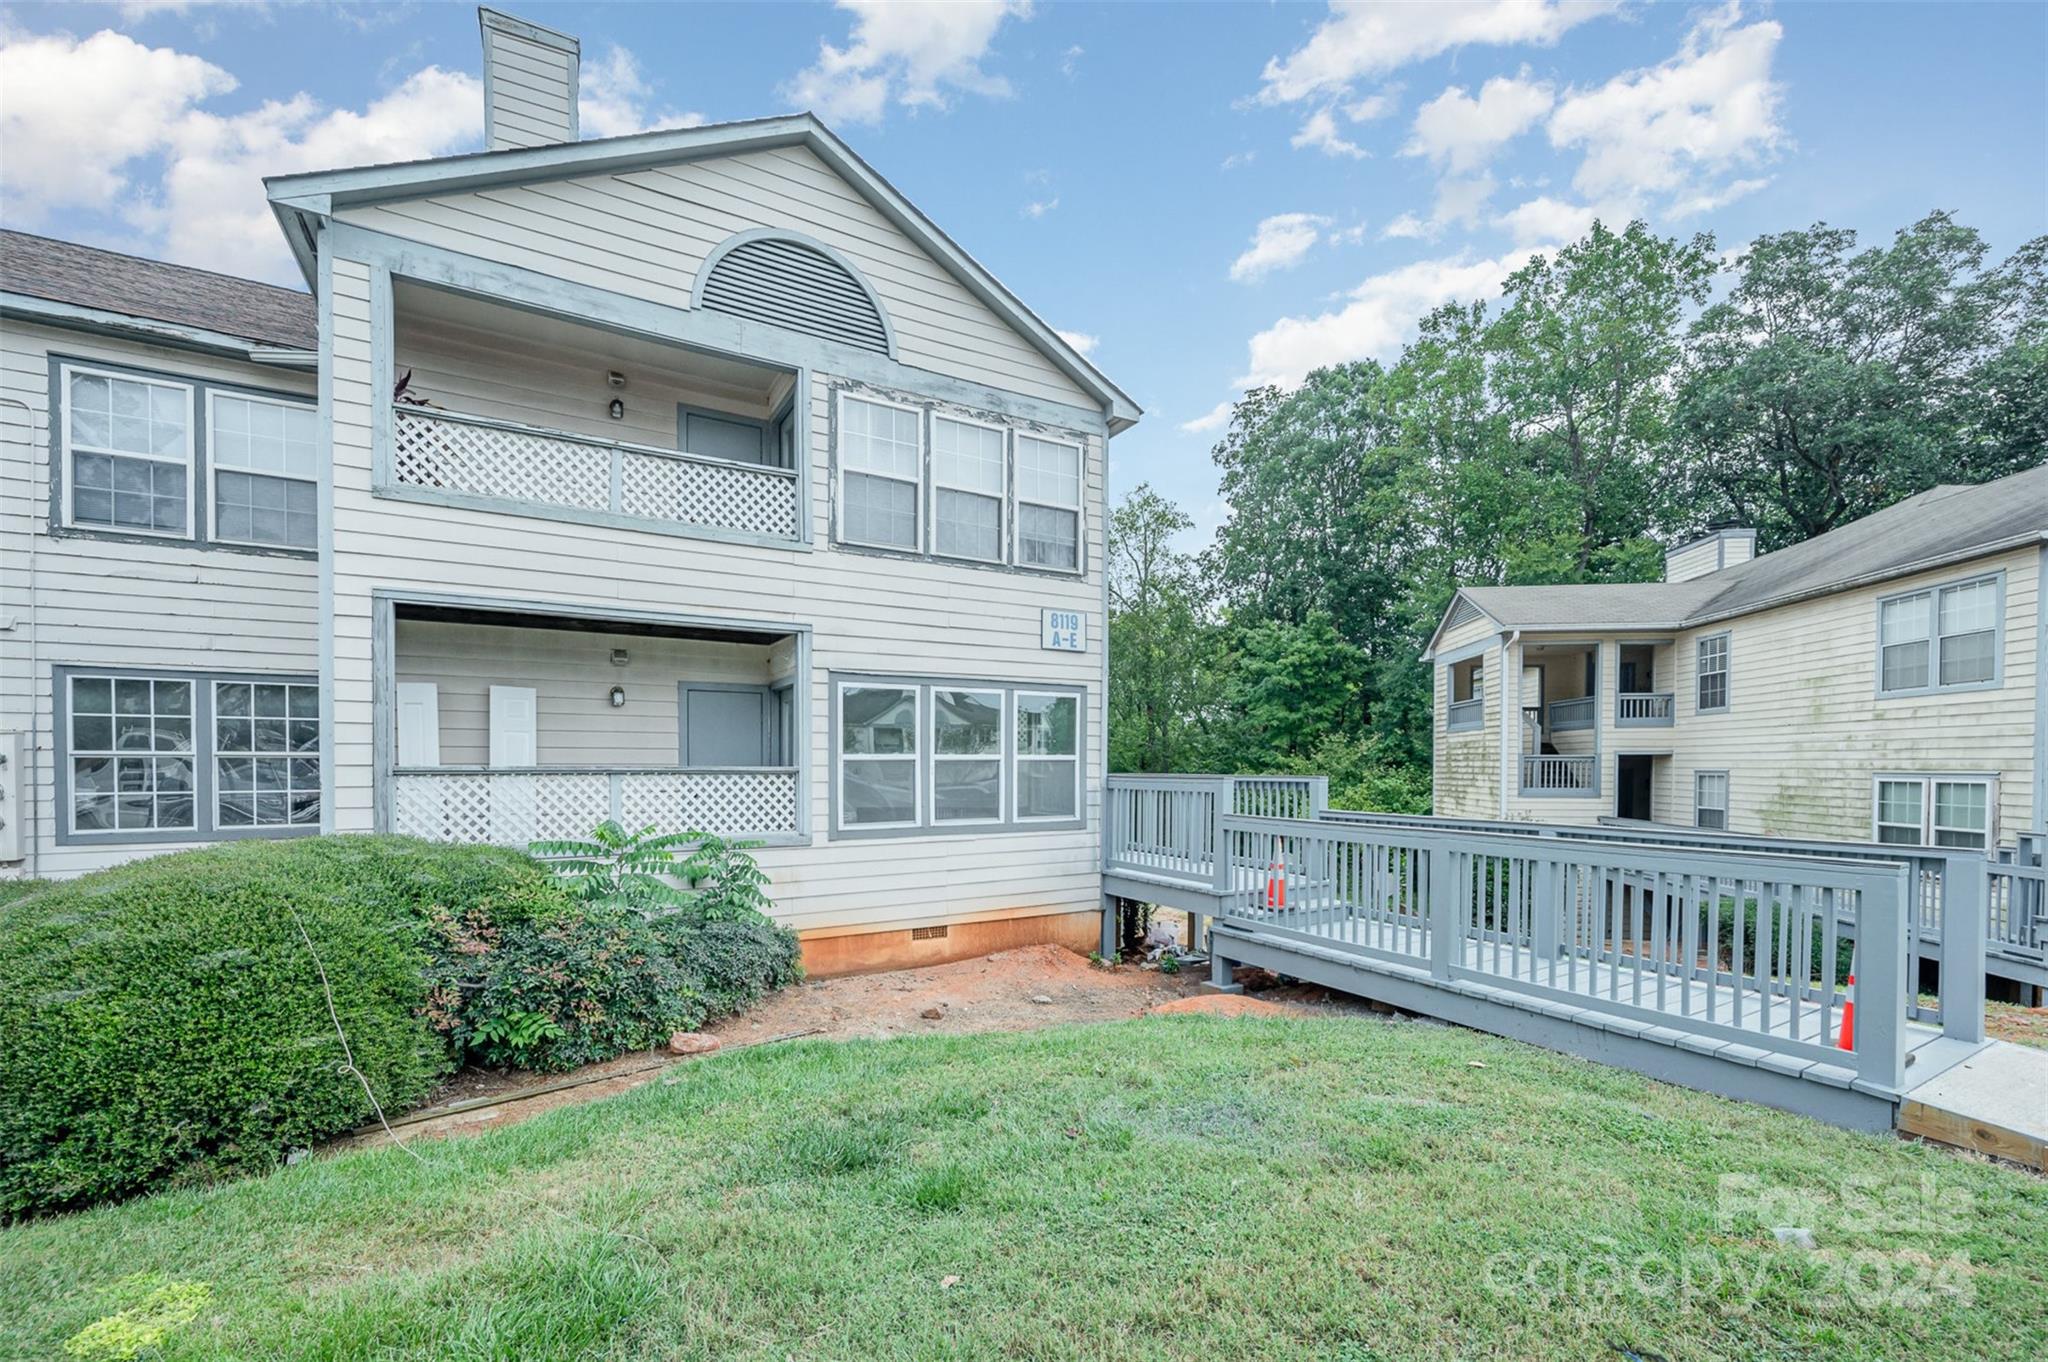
[609, 685, 627, 708]
[608, 397, 625, 420]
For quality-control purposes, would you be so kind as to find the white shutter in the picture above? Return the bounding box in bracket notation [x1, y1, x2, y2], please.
[488, 685, 538, 768]
[396, 682, 441, 767]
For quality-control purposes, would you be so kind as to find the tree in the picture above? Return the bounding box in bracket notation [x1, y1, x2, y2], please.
[1221, 612, 1364, 767]
[1106, 485, 1222, 773]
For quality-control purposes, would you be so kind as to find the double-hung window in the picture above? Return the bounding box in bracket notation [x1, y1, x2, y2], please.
[1874, 776, 1993, 849]
[1016, 435, 1082, 571]
[213, 680, 322, 827]
[209, 393, 319, 549]
[839, 683, 920, 827]
[1015, 691, 1079, 819]
[1694, 770, 1729, 831]
[1695, 633, 1729, 713]
[68, 675, 195, 833]
[1879, 576, 2000, 694]
[63, 367, 192, 536]
[931, 416, 1005, 562]
[839, 395, 922, 550]
[932, 688, 1003, 823]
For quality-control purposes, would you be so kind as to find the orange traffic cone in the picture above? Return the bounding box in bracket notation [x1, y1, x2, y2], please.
[1836, 974, 1856, 1051]
[1266, 861, 1287, 909]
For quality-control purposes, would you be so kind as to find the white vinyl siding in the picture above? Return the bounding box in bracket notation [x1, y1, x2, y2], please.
[1695, 633, 1729, 713]
[1016, 434, 1081, 572]
[1874, 775, 1993, 849]
[62, 366, 192, 536]
[209, 392, 320, 549]
[838, 393, 922, 551]
[1694, 770, 1728, 830]
[931, 415, 1005, 563]
[1015, 691, 1079, 820]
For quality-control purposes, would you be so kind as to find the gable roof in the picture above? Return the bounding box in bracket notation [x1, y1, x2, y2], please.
[1425, 464, 2048, 655]
[264, 113, 1140, 431]
[0, 229, 316, 351]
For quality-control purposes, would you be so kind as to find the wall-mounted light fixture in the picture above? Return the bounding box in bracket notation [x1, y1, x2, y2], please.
[608, 685, 627, 708]
[608, 397, 625, 420]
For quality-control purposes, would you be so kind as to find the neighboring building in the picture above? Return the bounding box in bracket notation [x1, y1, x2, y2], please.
[1424, 465, 2046, 848]
[0, 9, 1139, 975]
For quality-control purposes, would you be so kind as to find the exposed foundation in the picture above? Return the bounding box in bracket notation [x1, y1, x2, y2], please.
[798, 907, 1101, 978]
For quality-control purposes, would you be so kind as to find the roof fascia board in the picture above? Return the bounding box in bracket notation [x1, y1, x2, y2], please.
[1682, 535, 2047, 630]
[263, 116, 1139, 430]
[0, 292, 316, 368]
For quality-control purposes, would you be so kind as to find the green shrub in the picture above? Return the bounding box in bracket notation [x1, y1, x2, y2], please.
[0, 837, 551, 1218]
[0, 878, 48, 907]
[652, 906, 803, 1021]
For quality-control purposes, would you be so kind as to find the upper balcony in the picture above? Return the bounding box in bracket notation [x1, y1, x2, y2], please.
[384, 281, 805, 547]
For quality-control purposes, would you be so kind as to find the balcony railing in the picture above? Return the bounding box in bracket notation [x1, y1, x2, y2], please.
[1547, 696, 1595, 731]
[390, 766, 801, 846]
[1446, 697, 1484, 732]
[1520, 755, 1595, 795]
[1616, 691, 1675, 726]
[391, 406, 801, 542]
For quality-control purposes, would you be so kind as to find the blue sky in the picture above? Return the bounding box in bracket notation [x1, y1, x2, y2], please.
[2, 1, 2043, 538]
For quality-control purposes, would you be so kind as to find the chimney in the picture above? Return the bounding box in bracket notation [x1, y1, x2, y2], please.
[479, 8, 580, 151]
[1664, 525, 1757, 583]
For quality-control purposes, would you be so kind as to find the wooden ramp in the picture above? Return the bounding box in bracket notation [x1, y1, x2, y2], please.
[1899, 1041, 2048, 1170]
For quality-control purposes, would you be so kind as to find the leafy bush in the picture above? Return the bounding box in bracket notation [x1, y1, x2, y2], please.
[0, 837, 550, 1218]
[1280, 734, 1432, 815]
[0, 878, 48, 907]
[652, 905, 803, 1019]
[529, 821, 700, 913]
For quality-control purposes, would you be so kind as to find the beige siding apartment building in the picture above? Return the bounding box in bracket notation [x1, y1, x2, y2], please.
[1426, 466, 2047, 851]
[0, 10, 1139, 975]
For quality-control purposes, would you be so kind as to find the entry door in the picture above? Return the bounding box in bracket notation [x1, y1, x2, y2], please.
[488, 685, 538, 768]
[680, 685, 769, 767]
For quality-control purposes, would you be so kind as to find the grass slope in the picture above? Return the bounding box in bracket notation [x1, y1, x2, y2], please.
[5, 1015, 2045, 1362]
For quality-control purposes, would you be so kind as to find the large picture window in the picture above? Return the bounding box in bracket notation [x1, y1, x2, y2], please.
[63, 367, 192, 536]
[1016, 435, 1082, 571]
[931, 415, 1005, 562]
[838, 394, 922, 550]
[209, 393, 319, 549]
[832, 677, 1084, 836]
[213, 681, 322, 827]
[1878, 575, 2001, 695]
[1874, 775, 1993, 849]
[68, 675, 195, 833]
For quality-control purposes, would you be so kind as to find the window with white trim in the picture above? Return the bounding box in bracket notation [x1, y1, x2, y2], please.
[1879, 575, 2000, 694]
[838, 395, 922, 550]
[213, 681, 322, 827]
[1695, 633, 1729, 712]
[1015, 435, 1082, 571]
[1015, 691, 1079, 819]
[63, 367, 192, 535]
[209, 393, 319, 549]
[1693, 770, 1728, 831]
[838, 683, 919, 827]
[931, 416, 1005, 562]
[932, 688, 1003, 823]
[1874, 776, 1993, 849]
[68, 675, 195, 833]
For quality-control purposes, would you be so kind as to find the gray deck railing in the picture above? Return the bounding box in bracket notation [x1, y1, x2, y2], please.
[1521, 754, 1595, 794]
[1547, 696, 1595, 731]
[1446, 698, 1485, 732]
[1214, 814, 1909, 1090]
[1616, 692, 1675, 726]
[1104, 775, 1328, 889]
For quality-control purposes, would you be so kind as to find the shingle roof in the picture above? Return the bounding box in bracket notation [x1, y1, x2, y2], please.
[0, 230, 317, 350]
[1444, 464, 2048, 641]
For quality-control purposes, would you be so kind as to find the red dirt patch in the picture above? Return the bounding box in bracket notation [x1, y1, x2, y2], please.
[1148, 993, 1297, 1018]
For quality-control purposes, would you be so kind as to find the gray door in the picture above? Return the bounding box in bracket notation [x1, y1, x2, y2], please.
[680, 685, 769, 767]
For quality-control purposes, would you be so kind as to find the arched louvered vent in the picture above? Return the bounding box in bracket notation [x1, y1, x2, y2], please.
[696, 234, 892, 355]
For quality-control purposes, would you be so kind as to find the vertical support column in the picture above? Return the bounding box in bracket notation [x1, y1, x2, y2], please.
[1099, 892, 1118, 961]
[1533, 855, 1560, 963]
[1428, 843, 1457, 981]
[1210, 783, 1231, 895]
[1309, 776, 1330, 819]
[1854, 865, 1909, 1091]
[1939, 854, 1987, 1045]
[1206, 941, 1242, 993]
[1188, 911, 1206, 956]
[608, 445, 625, 514]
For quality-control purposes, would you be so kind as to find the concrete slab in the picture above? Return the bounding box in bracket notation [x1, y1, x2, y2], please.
[1898, 1041, 2048, 1170]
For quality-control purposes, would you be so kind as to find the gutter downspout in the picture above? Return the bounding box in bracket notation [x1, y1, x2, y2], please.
[1, 395, 41, 876]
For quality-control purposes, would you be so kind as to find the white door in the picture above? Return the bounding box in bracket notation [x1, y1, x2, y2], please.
[396, 682, 441, 767]
[488, 685, 538, 768]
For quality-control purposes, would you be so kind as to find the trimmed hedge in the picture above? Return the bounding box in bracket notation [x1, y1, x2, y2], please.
[0, 837, 568, 1219]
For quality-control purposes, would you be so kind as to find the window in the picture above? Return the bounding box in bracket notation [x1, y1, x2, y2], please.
[1446, 656, 1484, 731]
[932, 688, 1003, 823]
[1695, 633, 1729, 712]
[1016, 435, 1082, 571]
[68, 675, 194, 833]
[210, 393, 319, 549]
[839, 395, 922, 550]
[1694, 770, 1729, 831]
[213, 681, 321, 827]
[1874, 776, 1993, 849]
[64, 367, 192, 536]
[839, 683, 919, 827]
[1879, 575, 2001, 695]
[931, 416, 1005, 562]
[1015, 691, 1079, 819]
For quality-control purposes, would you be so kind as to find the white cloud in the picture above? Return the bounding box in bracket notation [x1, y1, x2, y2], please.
[578, 44, 703, 138]
[1547, 2, 1784, 202]
[1220, 149, 1257, 171]
[1181, 400, 1236, 434]
[1230, 212, 1331, 282]
[783, 0, 1031, 125]
[1493, 194, 1600, 245]
[1023, 196, 1059, 219]
[1258, 0, 1621, 106]
[1060, 44, 1083, 79]
[1404, 72, 1554, 173]
[1380, 211, 1430, 241]
[1238, 246, 1547, 388]
[1431, 173, 1498, 228]
[1055, 328, 1098, 356]
[1667, 175, 1770, 219]
[1290, 107, 1367, 159]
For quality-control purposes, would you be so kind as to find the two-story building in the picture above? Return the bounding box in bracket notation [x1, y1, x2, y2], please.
[1425, 465, 2045, 848]
[0, 9, 1139, 975]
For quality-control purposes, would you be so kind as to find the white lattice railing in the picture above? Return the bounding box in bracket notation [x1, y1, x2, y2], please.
[390, 767, 801, 846]
[391, 406, 801, 541]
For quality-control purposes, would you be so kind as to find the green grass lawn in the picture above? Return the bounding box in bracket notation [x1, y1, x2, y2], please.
[6, 1015, 2045, 1362]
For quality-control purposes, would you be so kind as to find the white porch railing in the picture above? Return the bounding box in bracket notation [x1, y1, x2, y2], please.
[1521, 755, 1595, 794]
[1617, 692, 1675, 726]
[392, 406, 801, 541]
[390, 767, 801, 845]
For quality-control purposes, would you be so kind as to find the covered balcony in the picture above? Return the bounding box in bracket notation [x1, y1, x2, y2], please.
[386, 281, 804, 545]
[1521, 641, 1598, 797]
[1615, 641, 1675, 726]
[383, 601, 804, 847]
